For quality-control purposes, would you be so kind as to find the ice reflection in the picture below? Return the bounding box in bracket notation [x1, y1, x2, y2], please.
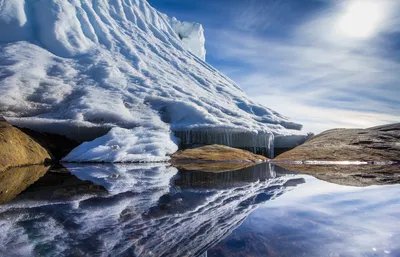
[0, 163, 303, 257]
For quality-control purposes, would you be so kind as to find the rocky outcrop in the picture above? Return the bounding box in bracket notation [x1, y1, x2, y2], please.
[275, 123, 400, 162]
[171, 144, 268, 172]
[0, 121, 52, 171]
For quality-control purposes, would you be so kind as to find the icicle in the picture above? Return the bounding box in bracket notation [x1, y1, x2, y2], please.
[173, 128, 274, 157]
[268, 133, 275, 159]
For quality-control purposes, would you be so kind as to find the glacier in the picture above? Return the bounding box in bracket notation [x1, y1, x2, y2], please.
[0, 0, 306, 162]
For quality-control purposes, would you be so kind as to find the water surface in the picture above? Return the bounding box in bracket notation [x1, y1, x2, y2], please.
[0, 163, 399, 257]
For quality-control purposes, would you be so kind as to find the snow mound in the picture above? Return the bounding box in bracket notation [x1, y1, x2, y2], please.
[63, 127, 178, 163]
[168, 17, 206, 61]
[0, 0, 305, 161]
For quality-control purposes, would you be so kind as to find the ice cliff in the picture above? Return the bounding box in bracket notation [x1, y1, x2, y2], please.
[0, 0, 305, 162]
[167, 17, 206, 61]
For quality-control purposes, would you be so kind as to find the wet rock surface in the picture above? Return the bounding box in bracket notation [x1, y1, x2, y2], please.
[0, 121, 52, 171]
[275, 123, 400, 162]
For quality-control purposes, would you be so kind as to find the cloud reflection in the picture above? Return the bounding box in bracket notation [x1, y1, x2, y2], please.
[209, 175, 400, 257]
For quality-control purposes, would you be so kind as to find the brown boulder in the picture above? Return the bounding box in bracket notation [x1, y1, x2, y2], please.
[0, 121, 52, 171]
[275, 123, 400, 162]
[170, 144, 268, 172]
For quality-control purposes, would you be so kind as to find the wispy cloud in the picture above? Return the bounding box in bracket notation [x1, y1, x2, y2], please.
[252, 94, 400, 133]
[230, 0, 286, 31]
[206, 0, 400, 133]
[151, 0, 400, 133]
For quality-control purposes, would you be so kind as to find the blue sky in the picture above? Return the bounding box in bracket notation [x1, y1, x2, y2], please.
[149, 0, 400, 133]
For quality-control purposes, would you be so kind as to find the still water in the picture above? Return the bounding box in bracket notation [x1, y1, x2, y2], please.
[0, 163, 399, 257]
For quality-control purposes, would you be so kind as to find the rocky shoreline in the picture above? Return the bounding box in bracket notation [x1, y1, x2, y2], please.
[275, 123, 400, 162]
[1, 119, 399, 186]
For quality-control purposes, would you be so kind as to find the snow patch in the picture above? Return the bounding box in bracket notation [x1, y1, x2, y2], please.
[63, 127, 179, 163]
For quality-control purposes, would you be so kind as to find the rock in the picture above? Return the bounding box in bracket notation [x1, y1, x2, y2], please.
[170, 144, 268, 172]
[0, 121, 52, 171]
[0, 165, 50, 204]
[275, 123, 400, 162]
[172, 144, 268, 162]
[277, 164, 400, 187]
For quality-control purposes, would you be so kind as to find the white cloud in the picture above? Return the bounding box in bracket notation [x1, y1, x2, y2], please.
[252, 94, 400, 133]
[206, 0, 400, 133]
[295, 0, 400, 45]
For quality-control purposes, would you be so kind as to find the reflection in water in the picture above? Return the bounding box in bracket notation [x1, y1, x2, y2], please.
[175, 163, 276, 188]
[0, 163, 303, 257]
[208, 177, 400, 257]
[277, 164, 400, 187]
[16, 165, 108, 201]
[0, 165, 49, 204]
[1, 163, 399, 257]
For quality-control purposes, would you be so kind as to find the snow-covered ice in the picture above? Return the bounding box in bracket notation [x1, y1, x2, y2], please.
[63, 127, 178, 163]
[0, 0, 306, 162]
